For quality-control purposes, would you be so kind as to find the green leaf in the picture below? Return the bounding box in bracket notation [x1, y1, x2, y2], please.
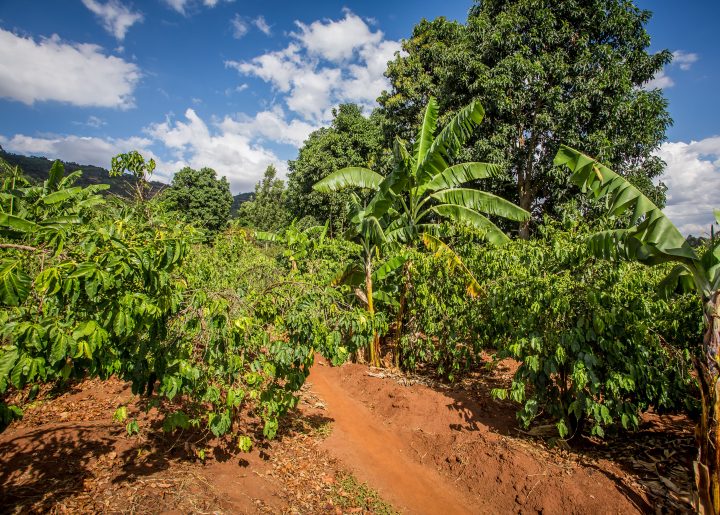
[372, 290, 399, 308]
[47, 160, 65, 190]
[113, 406, 128, 423]
[372, 254, 409, 282]
[255, 231, 280, 242]
[423, 162, 503, 193]
[0, 347, 19, 392]
[554, 145, 696, 264]
[126, 420, 140, 435]
[0, 260, 31, 306]
[657, 264, 694, 299]
[413, 96, 439, 173]
[208, 410, 232, 437]
[417, 100, 485, 184]
[163, 410, 191, 432]
[431, 188, 531, 222]
[49, 332, 69, 363]
[557, 419, 569, 439]
[42, 187, 81, 205]
[237, 435, 253, 452]
[313, 167, 384, 193]
[432, 204, 510, 246]
[0, 213, 39, 233]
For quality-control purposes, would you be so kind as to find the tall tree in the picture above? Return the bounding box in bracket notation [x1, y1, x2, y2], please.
[379, 0, 672, 237]
[236, 165, 289, 231]
[286, 104, 386, 234]
[162, 166, 233, 235]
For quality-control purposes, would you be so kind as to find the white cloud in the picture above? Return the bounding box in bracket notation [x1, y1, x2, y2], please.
[253, 15, 271, 36]
[644, 69, 674, 90]
[231, 14, 248, 38]
[81, 0, 143, 41]
[147, 108, 286, 191]
[219, 106, 318, 147]
[657, 136, 720, 236]
[293, 9, 381, 62]
[227, 10, 401, 123]
[0, 132, 162, 175]
[85, 115, 107, 128]
[0, 104, 310, 193]
[644, 49, 699, 90]
[0, 29, 140, 108]
[164, 0, 232, 15]
[226, 43, 301, 92]
[672, 50, 699, 71]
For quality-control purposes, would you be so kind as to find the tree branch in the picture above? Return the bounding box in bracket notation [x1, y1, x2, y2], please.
[0, 243, 37, 252]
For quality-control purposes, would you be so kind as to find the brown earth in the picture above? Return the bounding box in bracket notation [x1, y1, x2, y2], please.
[0, 356, 695, 513]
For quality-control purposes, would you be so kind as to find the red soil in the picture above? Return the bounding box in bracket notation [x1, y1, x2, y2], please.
[0, 356, 693, 513]
[309, 356, 645, 514]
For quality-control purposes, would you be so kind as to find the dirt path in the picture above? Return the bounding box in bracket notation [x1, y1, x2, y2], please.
[307, 356, 653, 514]
[309, 359, 475, 515]
[0, 360, 694, 513]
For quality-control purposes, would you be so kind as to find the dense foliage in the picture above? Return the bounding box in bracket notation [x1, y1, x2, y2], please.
[0, 1, 711, 507]
[471, 223, 699, 437]
[379, 0, 671, 236]
[162, 166, 233, 236]
[0, 160, 374, 444]
[235, 165, 289, 231]
[286, 104, 387, 234]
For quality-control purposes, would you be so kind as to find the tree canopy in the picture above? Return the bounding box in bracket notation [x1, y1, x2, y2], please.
[162, 166, 233, 235]
[236, 164, 289, 231]
[378, 0, 672, 237]
[286, 104, 387, 234]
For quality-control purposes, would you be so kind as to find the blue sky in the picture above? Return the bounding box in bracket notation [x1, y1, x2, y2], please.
[0, 0, 717, 234]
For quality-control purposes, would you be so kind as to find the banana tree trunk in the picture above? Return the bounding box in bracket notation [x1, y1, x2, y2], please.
[393, 260, 412, 368]
[365, 255, 380, 367]
[695, 291, 720, 515]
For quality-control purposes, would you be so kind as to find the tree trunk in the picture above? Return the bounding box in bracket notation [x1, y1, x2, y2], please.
[393, 260, 412, 368]
[695, 291, 720, 515]
[365, 255, 380, 367]
[518, 188, 533, 240]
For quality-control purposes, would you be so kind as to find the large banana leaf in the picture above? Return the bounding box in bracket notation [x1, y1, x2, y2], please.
[432, 204, 510, 246]
[0, 213, 39, 233]
[413, 98, 439, 175]
[373, 253, 409, 282]
[313, 167, 384, 193]
[422, 163, 503, 194]
[658, 264, 696, 299]
[417, 100, 485, 184]
[43, 187, 82, 205]
[554, 145, 697, 264]
[431, 188, 531, 222]
[255, 231, 280, 242]
[46, 160, 64, 191]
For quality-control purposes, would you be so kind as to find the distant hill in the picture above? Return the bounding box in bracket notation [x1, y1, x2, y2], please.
[231, 192, 254, 215]
[0, 146, 166, 198]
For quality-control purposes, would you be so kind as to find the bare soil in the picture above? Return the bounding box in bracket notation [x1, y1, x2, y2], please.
[0, 355, 695, 514]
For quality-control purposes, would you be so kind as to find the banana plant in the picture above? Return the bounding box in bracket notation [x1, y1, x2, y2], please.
[555, 145, 720, 515]
[315, 98, 529, 365]
[315, 97, 530, 246]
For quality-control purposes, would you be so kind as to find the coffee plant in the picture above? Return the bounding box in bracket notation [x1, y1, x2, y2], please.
[0, 160, 375, 443]
[475, 222, 700, 438]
